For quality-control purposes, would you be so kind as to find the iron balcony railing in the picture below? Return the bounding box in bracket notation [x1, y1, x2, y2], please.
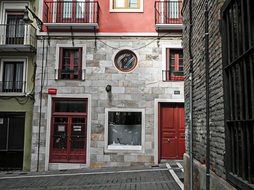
[44, 1, 99, 24]
[162, 70, 184, 81]
[57, 69, 84, 80]
[0, 81, 26, 93]
[155, 1, 183, 24]
[0, 24, 36, 47]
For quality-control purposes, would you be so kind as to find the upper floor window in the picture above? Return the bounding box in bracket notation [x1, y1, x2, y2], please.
[155, 0, 183, 26]
[0, 61, 25, 93]
[110, 0, 143, 12]
[5, 12, 25, 45]
[44, 1, 100, 25]
[163, 48, 184, 81]
[58, 0, 89, 22]
[59, 48, 82, 80]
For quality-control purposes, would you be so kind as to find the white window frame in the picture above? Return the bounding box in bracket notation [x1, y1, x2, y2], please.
[105, 108, 145, 152]
[0, 1, 30, 45]
[0, 58, 28, 96]
[55, 44, 86, 80]
[110, 0, 144, 12]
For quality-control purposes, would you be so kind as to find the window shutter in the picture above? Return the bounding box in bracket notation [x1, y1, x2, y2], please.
[59, 47, 63, 79]
[166, 48, 171, 80]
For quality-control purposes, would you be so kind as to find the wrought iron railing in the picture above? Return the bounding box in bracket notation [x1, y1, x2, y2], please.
[44, 1, 99, 24]
[57, 69, 83, 80]
[0, 81, 26, 93]
[162, 70, 184, 81]
[155, 1, 183, 24]
[0, 24, 36, 47]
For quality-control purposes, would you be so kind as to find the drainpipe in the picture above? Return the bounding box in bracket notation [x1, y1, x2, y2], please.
[188, 0, 193, 189]
[37, 37, 45, 172]
[204, 1, 210, 189]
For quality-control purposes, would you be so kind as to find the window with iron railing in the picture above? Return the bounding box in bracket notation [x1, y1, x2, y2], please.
[5, 13, 25, 45]
[44, 0, 99, 24]
[221, 0, 254, 189]
[59, 48, 82, 80]
[1, 62, 25, 93]
[163, 48, 184, 81]
[155, 1, 183, 25]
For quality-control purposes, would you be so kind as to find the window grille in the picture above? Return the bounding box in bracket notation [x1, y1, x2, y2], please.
[221, 0, 254, 189]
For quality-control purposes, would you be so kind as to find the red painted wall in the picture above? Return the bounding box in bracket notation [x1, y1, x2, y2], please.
[98, 0, 156, 33]
[42, 0, 157, 33]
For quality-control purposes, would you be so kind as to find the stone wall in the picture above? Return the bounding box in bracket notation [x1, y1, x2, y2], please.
[182, 0, 232, 189]
[31, 36, 184, 171]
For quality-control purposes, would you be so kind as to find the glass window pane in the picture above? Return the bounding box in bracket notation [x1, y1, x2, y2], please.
[71, 118, 86, 150]
[129, 0, 138, 8]
[4, 63, 14, 89]
[15, 63, 23, 90]
[55, 100, 86, 113]
[53, 117, 67, 149]
[115, 0, 125, 8]
[169, 0, 179, 18]
[76, 0, 85, 18]
[108, 112, 142, 146]
[63, 0, 72, 18]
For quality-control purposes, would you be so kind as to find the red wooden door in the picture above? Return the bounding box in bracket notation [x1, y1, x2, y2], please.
[50, 116, 87, 163]
[50, 98, 87, 163]
[159, 103, 185, 160]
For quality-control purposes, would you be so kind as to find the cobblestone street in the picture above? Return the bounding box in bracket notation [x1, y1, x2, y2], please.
[0, 164, 184, 190]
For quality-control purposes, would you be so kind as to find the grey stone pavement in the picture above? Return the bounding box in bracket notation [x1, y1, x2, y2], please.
[0, 163, 184, 190]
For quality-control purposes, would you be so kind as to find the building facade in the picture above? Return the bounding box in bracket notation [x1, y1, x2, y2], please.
[183, 0, 254, 189]
[31, 0, 185, 171]
[0, 0, 37, 171]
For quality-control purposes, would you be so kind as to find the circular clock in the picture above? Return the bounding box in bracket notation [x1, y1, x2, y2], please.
[114, 49, 138, 72]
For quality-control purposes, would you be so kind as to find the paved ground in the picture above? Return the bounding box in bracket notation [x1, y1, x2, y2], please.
[0, 163, 184, 190]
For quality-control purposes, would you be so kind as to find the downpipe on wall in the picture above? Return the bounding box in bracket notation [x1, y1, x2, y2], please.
[188, 0, 193, 189]
[37, 37, 45, 172]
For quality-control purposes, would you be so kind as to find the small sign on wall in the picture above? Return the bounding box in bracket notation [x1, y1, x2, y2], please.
[174, 90, 181, 95]
[58, 125, 65, 132]
[73, 125, 82, 132]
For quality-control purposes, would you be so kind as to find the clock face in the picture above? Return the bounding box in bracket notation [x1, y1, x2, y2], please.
[114, 50, 138, 72]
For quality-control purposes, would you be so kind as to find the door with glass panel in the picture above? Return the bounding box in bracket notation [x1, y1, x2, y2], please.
[164, 0, 182, 24]
[6, 13, 25, 44]
[57, 0, 89, 23]
[50, 98, 87, 163]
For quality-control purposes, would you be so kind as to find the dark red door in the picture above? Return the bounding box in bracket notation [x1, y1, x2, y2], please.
[50, 98, 87, 163]
[159, 103, 185, 160]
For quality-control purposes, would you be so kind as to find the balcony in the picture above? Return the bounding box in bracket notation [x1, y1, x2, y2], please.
[0, 24, 36, 53]
[44, 1, 99, 30]
[0, 81, 26, 95]
[57, 69, 84, 80]
[155, 1, 183, 30]
[162, 70, 184, 81]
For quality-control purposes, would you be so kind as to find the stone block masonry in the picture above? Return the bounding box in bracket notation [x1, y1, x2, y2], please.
[31, 37, 183, 171]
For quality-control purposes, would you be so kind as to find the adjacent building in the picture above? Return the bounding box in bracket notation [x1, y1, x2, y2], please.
[31, 0, 185, 171]
[182, 0, 254, 189]
[0, 0, 37, 171]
